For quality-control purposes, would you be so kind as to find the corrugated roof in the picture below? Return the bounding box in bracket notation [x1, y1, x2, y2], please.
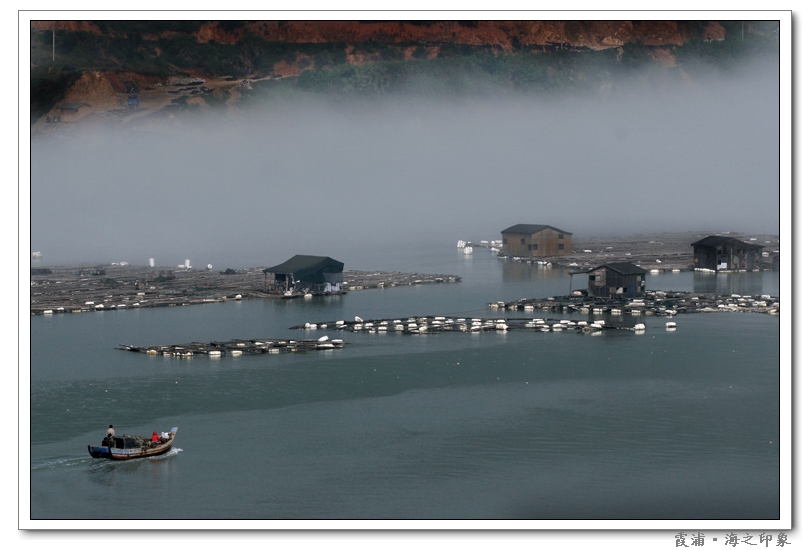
[691, 236, 764, 249]
[587, 262, 647, 275]
[263, 255, 344, 279]
[501, 224, 571, 235]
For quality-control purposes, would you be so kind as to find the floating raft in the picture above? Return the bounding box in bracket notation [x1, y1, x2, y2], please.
[116, 337, 347, 357]
[289, 291, 779, 336]
[290, 316, 648, 334]
[488, 291, 779, 316]
[30, 263, 461, 316]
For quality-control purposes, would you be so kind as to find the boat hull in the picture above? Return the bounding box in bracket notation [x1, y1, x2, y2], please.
[88, 428, 177, 461]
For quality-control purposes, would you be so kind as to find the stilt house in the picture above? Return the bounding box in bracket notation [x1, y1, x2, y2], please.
[263, 255, 344, 294]
[501, 224, 572, 257]
[691, 236, 764, 271]
[586, 262, 647, 298]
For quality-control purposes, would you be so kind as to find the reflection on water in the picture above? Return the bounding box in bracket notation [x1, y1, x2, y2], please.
[580, 269, 778, 297]
[693, 270, 771, 296]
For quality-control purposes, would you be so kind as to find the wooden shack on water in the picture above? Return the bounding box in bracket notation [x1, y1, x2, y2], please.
[263, 255, 344, 295]
[501, 224, 572, 258]
[586, 262, 647, 298]
[691, 236, 764, 271]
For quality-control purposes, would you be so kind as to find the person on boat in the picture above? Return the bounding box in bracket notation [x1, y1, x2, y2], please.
[107, 425, 115, 437]
[102, 435, 112, 447]
[151, 432, 160, 443]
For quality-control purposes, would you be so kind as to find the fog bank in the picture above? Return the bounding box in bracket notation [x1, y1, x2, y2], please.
[29, 58, 781, 269]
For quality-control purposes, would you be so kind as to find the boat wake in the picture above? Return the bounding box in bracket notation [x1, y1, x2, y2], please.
[33, 448, 183, 474]
[30, 456, 91, 471]
[159, 447, 182, 459]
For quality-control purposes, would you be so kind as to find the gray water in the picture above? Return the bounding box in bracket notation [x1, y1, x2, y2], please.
[27, 245, 781, 522]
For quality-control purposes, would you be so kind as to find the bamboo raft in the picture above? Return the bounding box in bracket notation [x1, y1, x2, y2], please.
[116, 337, 348, 357]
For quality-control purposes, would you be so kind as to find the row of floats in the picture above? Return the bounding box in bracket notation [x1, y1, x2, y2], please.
[489, 292, 779, 316]
[117, 336, 347, 357]
[291, 315, 676, 334]
[119, 315, 675, 361]
[36, 295, 238, 315]
[489, 298, 678, 316]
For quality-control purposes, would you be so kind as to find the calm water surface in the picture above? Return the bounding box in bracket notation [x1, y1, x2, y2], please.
[28, 244, 782, 522]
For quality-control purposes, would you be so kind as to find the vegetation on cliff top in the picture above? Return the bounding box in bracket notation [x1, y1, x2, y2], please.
[29, 20, 779, 121]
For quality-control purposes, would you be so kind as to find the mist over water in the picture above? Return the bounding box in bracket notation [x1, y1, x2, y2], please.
[29, 57, 779, 269]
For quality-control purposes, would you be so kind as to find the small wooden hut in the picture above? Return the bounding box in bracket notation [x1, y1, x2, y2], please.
[691, 236, 764, 271]
[57, 102, 91, 122]
[263, 255, 344, 294]
[586, 262, 647, 298]
[501, 224, 572, 257]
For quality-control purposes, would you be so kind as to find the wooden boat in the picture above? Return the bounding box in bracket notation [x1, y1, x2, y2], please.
[88, 427, 177, 460]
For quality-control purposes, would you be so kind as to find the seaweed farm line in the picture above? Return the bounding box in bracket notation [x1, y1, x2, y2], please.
[289, 290, 779, 336]
[291, 315, 659, 335]
[489, 291, 780, 317]
[117, 337, 348, 357]
[30, 263, 460, 316]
